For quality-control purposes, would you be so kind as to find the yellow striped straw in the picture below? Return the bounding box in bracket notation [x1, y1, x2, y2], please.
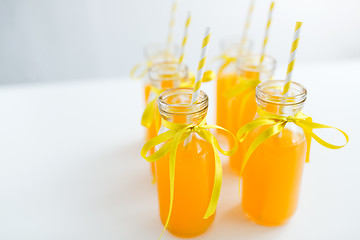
[282, 22, 303, 96]
[259, 1, 275, 64]
[178, 12, 191, 64]
[167, 0, 177, 53]
[240, 0, 255, 52]
[191, 27, 211, 103]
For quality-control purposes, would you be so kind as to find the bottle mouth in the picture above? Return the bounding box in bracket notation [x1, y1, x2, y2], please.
[256, 80, 307, 106]
[158, 88, 208, 115]
[237, 54, 276, 73]
[148, 62, 188, 82]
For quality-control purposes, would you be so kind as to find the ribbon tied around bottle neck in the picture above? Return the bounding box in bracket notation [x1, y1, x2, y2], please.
[236, 108, 349, 176]
[141, 118, 238, 238]
[223, 76, 260, 98]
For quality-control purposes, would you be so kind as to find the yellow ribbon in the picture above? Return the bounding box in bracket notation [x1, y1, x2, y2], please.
[222, 76, 259, 128]
[224, 76, 260, 98]
[201, 70, 216, 83]
[141, 118, 238, 238]
[215, 54, 260, 118]
[236, 108, 349, 176]
[141, 86, 162, 128]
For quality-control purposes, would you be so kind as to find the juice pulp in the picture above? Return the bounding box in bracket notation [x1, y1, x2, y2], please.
[241, 127, 307, 226]
[156, 133, 216, 237]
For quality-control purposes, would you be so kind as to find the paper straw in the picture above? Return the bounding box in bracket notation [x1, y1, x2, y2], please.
[183, 27, 211, 146]
[167, 1, 177, 54]
[239, 0, 255, 53]
[178, 12, 191, 64]
[191, 27, 211, 103]
[282, 22, 302, 96]
[259, 1, 275, 64]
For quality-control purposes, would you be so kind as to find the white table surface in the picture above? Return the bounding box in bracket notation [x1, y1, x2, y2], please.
[0, 59, 359, 240]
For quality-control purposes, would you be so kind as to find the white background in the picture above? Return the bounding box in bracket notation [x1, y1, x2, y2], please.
[1, 0, 360, 84]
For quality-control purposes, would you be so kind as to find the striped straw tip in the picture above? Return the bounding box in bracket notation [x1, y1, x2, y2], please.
[295, 22, 303, 29]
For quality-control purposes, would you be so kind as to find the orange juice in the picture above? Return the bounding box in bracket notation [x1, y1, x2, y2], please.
[215, 38, 252, 131]
[228, 55, 275, 173]
[228, 69, 259, 134]
[216, 72, 237, 130]
[156, 134, 215, 237]
[238, 80, 308, 226]
[241, 127, 306, 225]
[144, 83, 151, 104]
[156, 88, 215, 237]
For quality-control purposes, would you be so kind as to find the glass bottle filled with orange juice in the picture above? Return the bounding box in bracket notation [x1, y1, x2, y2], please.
[155, 88, 215, 237]
[145, 62, 188, 177]
[216, 38, 251, 130]
[240, 80, 308, 226]
[143, 44, 179, 104]
[228, 54, 275, 173]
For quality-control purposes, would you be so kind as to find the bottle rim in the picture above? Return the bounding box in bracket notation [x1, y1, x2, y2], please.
[148, 62, 188, 82]
[256, 80, 307, 106]
[237, 53, 276, 73]
[158, 88, 208, 116]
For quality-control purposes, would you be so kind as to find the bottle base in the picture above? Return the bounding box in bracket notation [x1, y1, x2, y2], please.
[162, 214, 215, 238]
[242, 205, 290, 227]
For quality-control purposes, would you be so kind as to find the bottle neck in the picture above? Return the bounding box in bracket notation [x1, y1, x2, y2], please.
[148, 62, 188, 90]
[256, 80, 307, 117]
[237, 54, 276, 82]
[158, 88, 208, 125]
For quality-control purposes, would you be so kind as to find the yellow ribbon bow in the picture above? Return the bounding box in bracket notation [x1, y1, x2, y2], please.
[236, 108, 349, 176]
[141, 118, 238, 237]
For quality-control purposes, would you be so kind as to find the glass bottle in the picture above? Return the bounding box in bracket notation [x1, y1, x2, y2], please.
[146, 62, 188, 177]
[241, 80, 308, 226]
[143, 44, 178, 104]
[156, 88, 215, 237]
[229, 54, 276, 173]
[216, 38, 251, 130]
